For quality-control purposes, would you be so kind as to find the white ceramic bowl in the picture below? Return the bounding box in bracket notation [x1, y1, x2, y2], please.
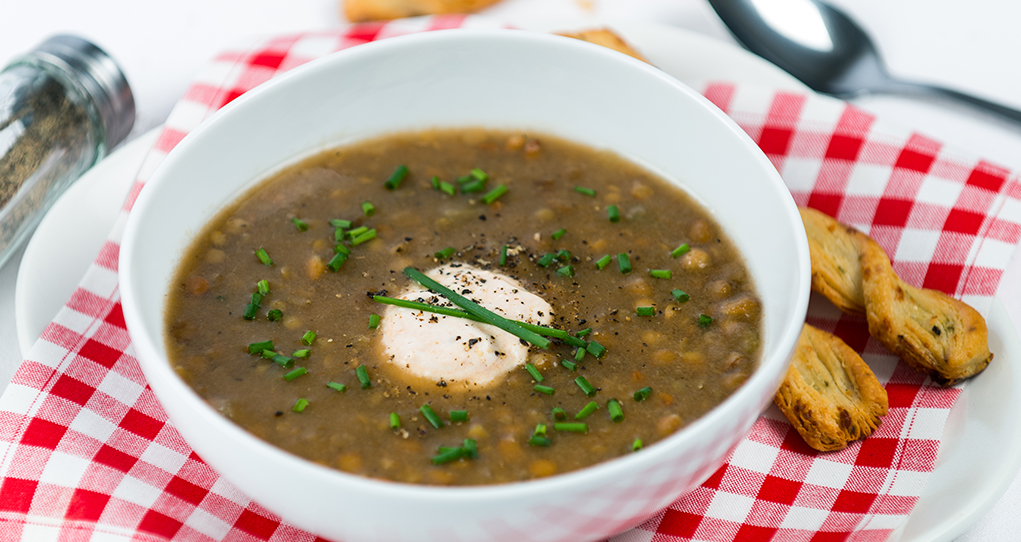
[120, 29, 810, 542]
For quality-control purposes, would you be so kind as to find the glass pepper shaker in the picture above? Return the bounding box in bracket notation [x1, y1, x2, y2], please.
[0, 35, 135, 269]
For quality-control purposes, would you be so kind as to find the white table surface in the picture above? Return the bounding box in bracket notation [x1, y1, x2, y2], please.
[2, 1, 1021, 540]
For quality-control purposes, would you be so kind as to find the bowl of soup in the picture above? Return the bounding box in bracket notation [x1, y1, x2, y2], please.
[120, 29, 810, 541]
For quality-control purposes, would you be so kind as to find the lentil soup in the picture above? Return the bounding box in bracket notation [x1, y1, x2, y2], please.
[164, 128, 762, 486]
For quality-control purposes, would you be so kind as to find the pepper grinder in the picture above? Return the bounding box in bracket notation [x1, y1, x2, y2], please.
[0, 35, 135, 269]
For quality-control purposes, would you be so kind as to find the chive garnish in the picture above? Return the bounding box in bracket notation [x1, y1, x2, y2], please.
[346, 226, 368, 239]
[430, 176, 440, 189]
[551, 228, 566, 240]
[574, 347, 586, 362]
[608, 399, 624, 422]
[462, 439, 478, 459]
[575, 401, 599, 420]
[292, 398, 309, 413]
[554, 422, 588, 434]
[499, 245, 508, 266]
[420, 404, 443, 429]
[402, 267, 550, 349]
[327, 381, 347, 393]
[649, 269, 672, 279]
[368, 314, 381, 329]
[270, 353, 293, 368]
[536, 253, 555, 268]
[556, 265, 575, 278]
[586, 341, 606, 358]
[636, 306, 655, 317]
[283, 367, 307, 382]
[351, 229, 376, 246]
[671, 243, 691, 258]
[596, 255, 612, 270]
[389, 412, 401, 429]
[439, 180, 456, 196]
[574, 186, 596, 197]
[562, 334, 588, 348]
[243, 303, 258, 321]
[267, 309, 283, 321]
[450, 410, 469, 423]
[260, 349, 277, 360]
[327, 252, 347, 272]
[362, 201, 375, 217]
[528, 436, 552, 447]
[534, 384, 556, 396]
[698, 314, 714, 328]
[257, 280, 270, 295]
[356, 365, 371, 389]
[335, 243, 351, 255]
[618, 253, 631, 274]
[576, 328, 592, 337]
[291, 217, 308, 231]
[384, 165, 408, 190]
[607, 205, 621, 223]
[431, 447, 463, 465]
[330, 219, 352, 229]
[632, 438, 643, 452]
[481, 184, 507, 204]
[461, 179, 486, 193]
[248, 340, 274, 355]
[301, 330, 317, 345]
[255, 247, 273, 266]
[251, 292, 263, 307]
[470, 168, 488, 181]
[555, 249, 571, 262]
[575, 376, 596, 397]
[456, 175, 473, 184]
[293, 349, 310, 358]
[561, 359, 577, 371]
[434, 247, 456, 260]
[672, 289, 690, 303]
[335, 227, 345, 242]
[552, 407, 567, 421]
[634, 386, 652, 401]
[525, 363, 544, 382]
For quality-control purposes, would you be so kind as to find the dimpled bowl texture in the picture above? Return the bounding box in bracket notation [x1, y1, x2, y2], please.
[120, 30, 810, 542]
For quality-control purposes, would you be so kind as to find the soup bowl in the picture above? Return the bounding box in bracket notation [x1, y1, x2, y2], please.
[120, 29, 810, 541]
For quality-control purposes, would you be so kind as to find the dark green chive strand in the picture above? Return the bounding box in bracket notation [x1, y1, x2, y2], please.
[302, 330, 317, 345]
[596, 254, 612, 270]
[554, 422, 588, 434]
[617, 253, 632, 274]
[481, 184, 507, 204]
[389, 412, 401, 429]
[255, 247, 273, 266]
[574, 186, 596, 197]
[450, 410, 469, 423]
[608, 399, 624, 422]
[292, 398, 309, 413]
[672, 289, 690, 303]
[368, 314, 381, 329]
[248, 340, 274, 355]
[384, 165, 409, 190]
[636, 306, 655, 317]
[525, 363, 543, 382]
[534, 384, 556, 396]
[356, 365, 372, 389]
[634, 386, 652, 401]
[698, 314, 714, 328]
[575, 401, 599, 419]
[327, 381, 347, 393]
[267, 309, 283, 321]
[536, 253, 555, 268]
[551, 228, 566, 240]
[649, 269, 672, 279]
[362, 201, 375, 217]
[292, 217, 308, 231]
[575, 376, 596, 397]
[327, 252, 348, 272]
[671, 243, 691, 258]
[283, 367, 307, 382]
[420, 404, 443, 429]
[607, 205, 621, 223]
[435, 247, 456, 259]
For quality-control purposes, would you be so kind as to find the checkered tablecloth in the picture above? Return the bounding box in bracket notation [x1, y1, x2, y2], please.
[2, 16, 1020, 542]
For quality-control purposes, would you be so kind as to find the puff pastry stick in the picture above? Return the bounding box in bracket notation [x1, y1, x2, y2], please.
[557, 29, 649, 63]
[343, 0, 502, 22]
[799, 207, 992, 386]
[775, 324, 889, 452]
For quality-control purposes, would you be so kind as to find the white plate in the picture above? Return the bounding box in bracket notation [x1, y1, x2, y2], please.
[14, 21, 1021, 542]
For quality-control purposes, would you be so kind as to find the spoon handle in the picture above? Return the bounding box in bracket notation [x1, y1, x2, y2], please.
[881, 78, 1021, 125]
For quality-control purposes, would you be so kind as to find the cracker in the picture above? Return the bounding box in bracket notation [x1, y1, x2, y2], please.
[557, 28, 648, 63]
[343, 0, 503, 22]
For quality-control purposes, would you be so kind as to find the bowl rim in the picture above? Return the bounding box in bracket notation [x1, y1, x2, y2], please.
[120, 28, 811, 501]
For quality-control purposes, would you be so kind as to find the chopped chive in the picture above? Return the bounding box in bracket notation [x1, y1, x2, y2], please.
[575, 376, 596, 397]
[389, 412, 401, 429]
[562, 334, 588, 348]
[326, 381, 347, 393]
[350, 228, 377, 246]
[439, 180, 456, 196]
[462, 439, 478, 459]
[536, 253, 555, 268]
[346, 226, 369, 239]
[450, 410, 469, 423]
[607, 205, 621, 223]
[431, 447, 463, 465]
[301, 330, 317, 345]
[430, 176, 440, 189]
[329, 219, 352, 229]
[255, 247, 273, 266]
[356, 365, 371, 389]
[634, 386, 653, 401]
[250, 292, 263, 307]
[499, 245, 508, 266]
[554, 422, 588, 434]
[470, 167, 488, 181]
[243, 303, 258, 321]
[257, 280, 270, 295]
[574, 347, 586, 362]
[419, 404, 443, 429]
[368, 314, 381, 329]
[362, 201, 375, 217]
[261, 349, 278, 360]
[267, 309, 283, 321]
[327, 252, 348, 272]
[576, 328, 592, 337]
[618, 253, 631, 274]
[561, 359, 577, 371]
[632, 438, 643, 452]
[586, 341, 606, 358]
[534, 384, 556, 396]
[556, 265, 575, 278]
[608, 399, 624, 422]
[270, 354, 293, 368]
[525, 363, 544, 382]
[636, 306, 655, 317]
[575, 401, 599, 419]
[456, 175, 473, 184]
[292, 398, 309, 413]
[335, 227, 345, 242]
[292, 349, 310, 358]
[698, 314, 714, 328]
[384, 165, 409, 190]
[552, 407, 567, 421]
[291, 217, 308, 231]
[574, 186, 596, 197]
[334, 243, 351, 255]
[596, 254, 612, 270]
[283, 367, 307, 382]
[555, 249, 571, 262]
[434, 247, 456, 260]
[248, 340, 274, 355]
[672, 289, 690, 303]
[671, 243, 691, 258]
[528, 436, 552, 447]
[551, 228, 566, 240]
[481, 184, 508, 204]
[461, 178, 486, 193]
[403, 267, 550, 348]
[649, 269, 672, 279]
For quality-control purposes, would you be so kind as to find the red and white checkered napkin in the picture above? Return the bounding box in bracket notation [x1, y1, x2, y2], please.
[2, 16, 1021, 542]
